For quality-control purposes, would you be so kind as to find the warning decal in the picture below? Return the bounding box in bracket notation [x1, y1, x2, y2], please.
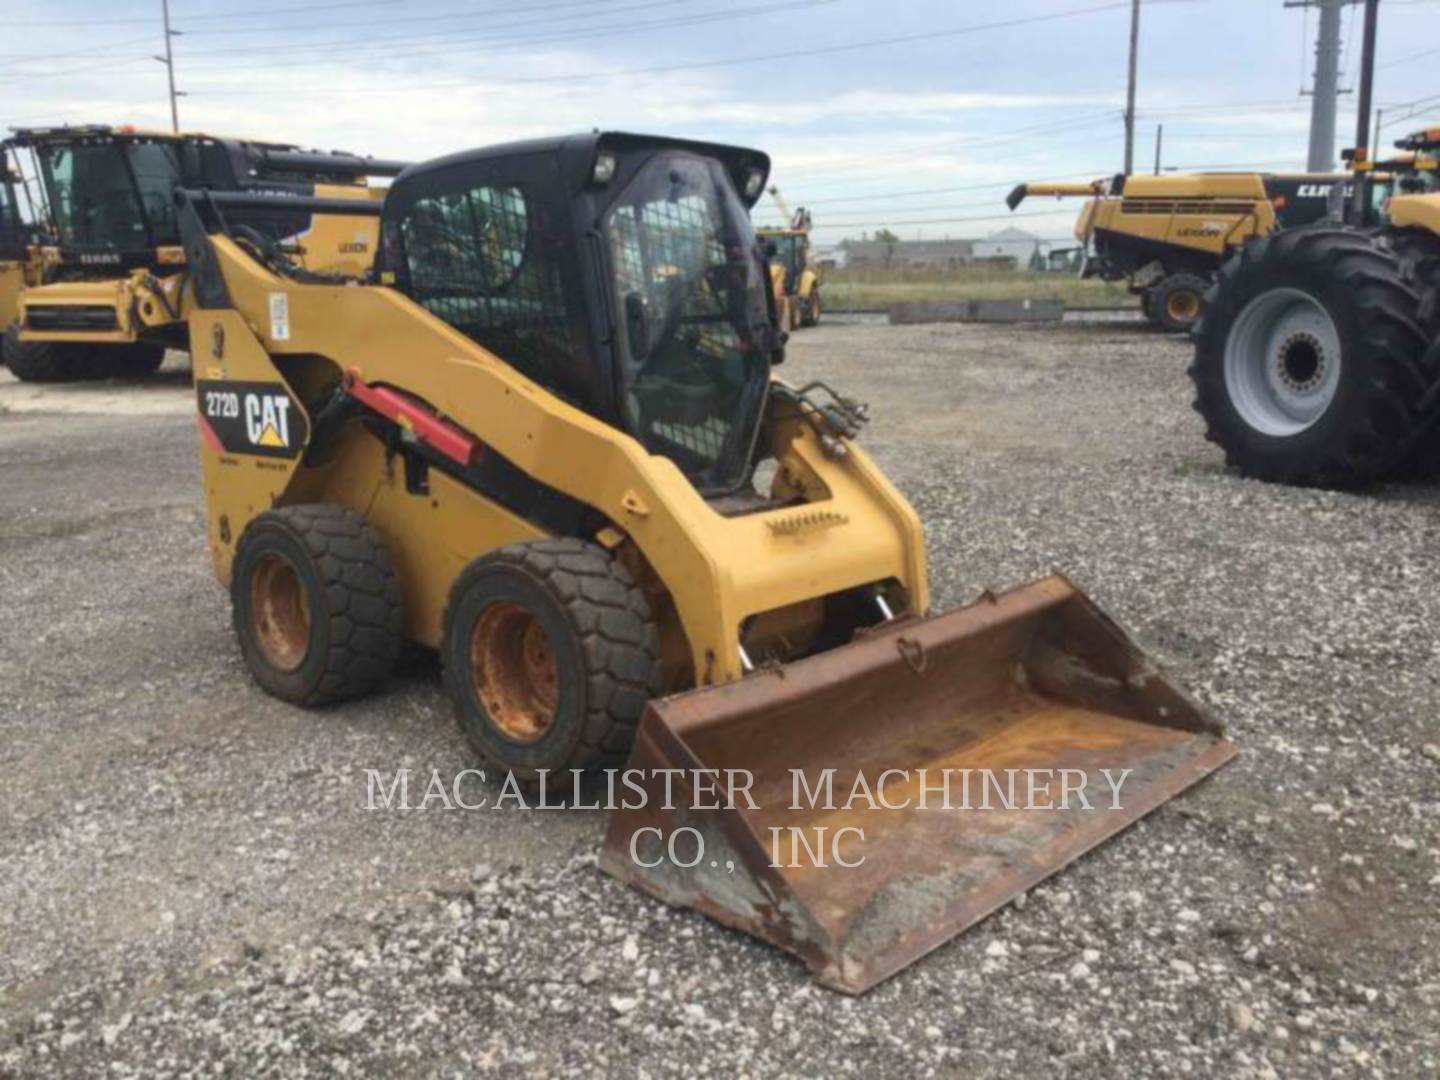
[196, 380, 309, 460]
[268, 292, 291, 342]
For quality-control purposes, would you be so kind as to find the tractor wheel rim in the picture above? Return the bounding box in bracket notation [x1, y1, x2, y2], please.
[1223, 287, 1343, 436]
[1168, 289, 1201, 322]
[250, 553, 311, 672]
[470, 602, 559, 743]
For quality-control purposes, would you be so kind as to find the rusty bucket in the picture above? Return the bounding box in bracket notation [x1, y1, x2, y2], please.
[599, 576, 1235, 993]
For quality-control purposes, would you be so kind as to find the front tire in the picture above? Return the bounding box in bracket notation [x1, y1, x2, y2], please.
[105, 343, 166, 378]
[1190, 227, 1439, 487]
[1152, 272, 1209, 332]
[442, 539, 660, 782]
[2, 325, 97, 382]
[231, 505, 403, 706]
[801, 288, 822, 327]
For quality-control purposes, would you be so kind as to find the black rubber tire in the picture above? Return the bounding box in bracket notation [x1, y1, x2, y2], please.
[1152, 272, 1210, 332]
[1191, 226, 1440, 488]
[2, 324, 99, 382]
[442, 539, 661, 782]
[1139, 287, 1159, 325]
[104, 343, 167, 379]
[801, 287, 822, 327]
[1381, 226, 1440, 477]
[231, 504, 403, 706]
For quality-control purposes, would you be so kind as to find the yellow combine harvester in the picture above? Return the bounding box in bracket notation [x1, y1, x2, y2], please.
[756, 186, 821, 330]
[1190, 128, 1440, 487]
[1, 124, 404, 381]
[176, 131, 1233, 992]
[0, 154, 40, 334]
[1009, 170, 1353, 330]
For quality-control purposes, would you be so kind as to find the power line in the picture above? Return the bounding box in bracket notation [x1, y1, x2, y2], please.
[0, 55, 158, 84]
[182, 1, 1134, 97]
[180, 0, 825, 73]
[0, 34, 158, 63]
[5, 0, 389, 27]
[179, 0, 651, 37]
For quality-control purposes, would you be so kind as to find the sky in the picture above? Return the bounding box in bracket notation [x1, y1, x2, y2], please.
[4, 0, 1440, 245]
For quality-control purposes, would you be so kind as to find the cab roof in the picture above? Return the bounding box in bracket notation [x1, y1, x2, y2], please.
[391, 130, 771, 209]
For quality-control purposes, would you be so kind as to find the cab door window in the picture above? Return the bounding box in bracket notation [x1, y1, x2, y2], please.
[397, 181, 579, 389]
[125, 141, 181, 245]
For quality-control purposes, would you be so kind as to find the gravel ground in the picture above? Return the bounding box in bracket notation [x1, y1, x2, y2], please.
[0, 325, 1436, 1078]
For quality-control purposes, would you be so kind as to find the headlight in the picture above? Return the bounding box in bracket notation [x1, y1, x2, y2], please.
[593, 152, 617, 185]
[744, 168, 765, 200]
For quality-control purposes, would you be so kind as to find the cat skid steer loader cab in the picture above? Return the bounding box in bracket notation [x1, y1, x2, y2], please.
[177, 132, 1233, 993]
[2, 124, 406, 382]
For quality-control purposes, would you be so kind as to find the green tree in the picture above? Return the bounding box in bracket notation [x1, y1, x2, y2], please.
[874, 228, 900, 269]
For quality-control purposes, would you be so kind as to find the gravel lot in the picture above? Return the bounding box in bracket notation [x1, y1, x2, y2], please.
[1, 323, 1436, 1077]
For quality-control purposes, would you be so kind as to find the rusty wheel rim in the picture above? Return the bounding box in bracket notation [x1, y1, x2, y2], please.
[470, 602, 559, 743]
[250, 553, 311, 672]
[1167, 290, 1201, 323]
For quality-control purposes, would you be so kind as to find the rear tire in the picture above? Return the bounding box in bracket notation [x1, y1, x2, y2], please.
[442, 539, 661, 783]
[1139, 287, 1159, 325]
[1152, 272, 1209, 332]
[231, 505, 403, 706]
[2, 325, 97, 382]
[105, 343, 166, 378]
[1190, 227, 1439, 487]
[801, 288, 822, 327]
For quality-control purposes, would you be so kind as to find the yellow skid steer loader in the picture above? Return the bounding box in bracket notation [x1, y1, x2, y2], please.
[177, 132, 1233, 992]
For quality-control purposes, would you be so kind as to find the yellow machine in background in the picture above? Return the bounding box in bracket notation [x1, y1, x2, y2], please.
[0, 148, 43, 331]
[2, 124, 404, 381]
[1009, 169, 1354, 330]
[177, 132, 1232, 993]
[757, 185, 821, 330]
[1190, 127, 1440, 488]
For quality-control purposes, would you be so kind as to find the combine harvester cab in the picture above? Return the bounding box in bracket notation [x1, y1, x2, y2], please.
[174, 131, 1235, 993]
[603, 576, 1232, 993]
[2, 124, 405, 381]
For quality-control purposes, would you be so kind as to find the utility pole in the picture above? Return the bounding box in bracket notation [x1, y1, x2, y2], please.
[1352, 0, 1380, 221]
[157, 0, 182, 133]
[1154, 124, 1164, 175]
[1124, 0, 1141, 174]
[1352, 0, 1379, 161]
[1286, 0, 1347, 172]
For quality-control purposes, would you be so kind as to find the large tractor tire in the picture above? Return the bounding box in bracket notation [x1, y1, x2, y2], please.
[1190, 227, 1440, 488]
[2, 325, 98, 382]
[442, 539, 661, 783]
[801, 287, 822, 327]
[1151, 272, 1210, 332]
[106, 343, 167, 378]
[1139, 287, 1158, 325]
[231, 505, 404, 706]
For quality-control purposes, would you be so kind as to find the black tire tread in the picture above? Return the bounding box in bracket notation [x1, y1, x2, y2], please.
[2, 324, 96, 382]
[443, 538, 661, 775]
[1153, 271, 1211, 332]
[233, 504, 403, 706]
[1189, 226, 1440, 487]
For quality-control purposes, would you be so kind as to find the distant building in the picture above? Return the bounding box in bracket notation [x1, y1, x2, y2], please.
[971, 227, 1046, 266]
[839, 238, 975, 270]
[812, 243, 846, 270]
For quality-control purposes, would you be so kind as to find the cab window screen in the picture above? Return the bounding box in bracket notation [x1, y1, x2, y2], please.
[40, 142, 145, 249]
[398, 183, 576, 387]
[125, 142, 181, 245]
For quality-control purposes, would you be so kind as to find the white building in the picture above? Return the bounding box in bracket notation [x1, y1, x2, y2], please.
[971, 227, 1046, 267]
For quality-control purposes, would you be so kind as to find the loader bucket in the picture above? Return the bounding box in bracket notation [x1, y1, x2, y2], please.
[600, 575, 1235, 994]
